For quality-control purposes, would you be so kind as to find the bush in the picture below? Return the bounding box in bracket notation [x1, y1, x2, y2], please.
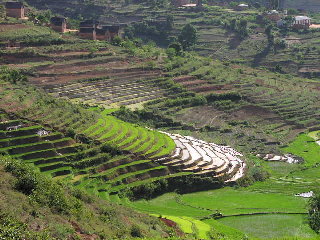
[0, 215, 50, 240]
[130, 225, 144, 238]
[308, 192, 320, 233]
[3, 159, 81, 214]
[0, 67, 27, 84]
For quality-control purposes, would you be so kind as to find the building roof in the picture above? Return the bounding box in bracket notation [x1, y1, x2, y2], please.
[96, 25, 120, 34]
[5, 1, 24, 9]
[269, 10, 279, 14]
[295, 16, 311, 21]
[51, 17, 66, 26]
[181, 3, 197, 7]
[80, 20, 98, 28]
[238, 4, 248, 7]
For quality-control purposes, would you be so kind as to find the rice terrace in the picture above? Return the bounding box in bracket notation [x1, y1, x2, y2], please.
[0, 0, 320, 239]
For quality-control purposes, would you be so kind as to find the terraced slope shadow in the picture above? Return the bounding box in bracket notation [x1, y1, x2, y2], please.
[0, 113, 191, 195]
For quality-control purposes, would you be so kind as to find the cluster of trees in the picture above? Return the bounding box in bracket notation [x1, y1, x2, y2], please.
[120, 175, 223, 200]
[225, 18, 248, 39]
[126, 0, 170, 8]
[125, 15, 174, 44]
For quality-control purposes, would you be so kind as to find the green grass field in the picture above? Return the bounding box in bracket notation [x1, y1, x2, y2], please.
[218, 214, 317, 239]
[282, 133, 320, 166]
[127, 186, 315, 239]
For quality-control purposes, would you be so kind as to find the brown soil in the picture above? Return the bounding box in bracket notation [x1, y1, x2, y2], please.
[173, 75, 196, 82]
[231, 105, 278, 120]
[46, 50, 111, 57]
[0, 24, 29, 32]
[70, 221, 99, 240]
[30, 69, 161, 85]
[180, 80, 207, 86]
[37, 61, 129, 74]
[160, 218, 184, 237]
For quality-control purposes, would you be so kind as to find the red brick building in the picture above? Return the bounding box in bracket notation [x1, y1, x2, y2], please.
[96, 25, 122, 41]
[5, 2, 24, 18]
[293, 16, 311, 29]
[50, 17, 67, 33]
[79, 20, 97, 40]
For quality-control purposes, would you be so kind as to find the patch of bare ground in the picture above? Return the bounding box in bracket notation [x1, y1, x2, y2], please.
[231, 105, 279, 121]
[173, 75, 233, 95]
[160, 218, 184, 237]
[46, 50, 111, 57]
[70, 221, 99, 240]
[1, 55, 48, 64]
[174, 105, 225, 128]
[36, 61, 129, 74]
[175, 105, 289, 129]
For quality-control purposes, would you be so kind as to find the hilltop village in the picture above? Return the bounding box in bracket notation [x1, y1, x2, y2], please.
[0, 0, 319, 239]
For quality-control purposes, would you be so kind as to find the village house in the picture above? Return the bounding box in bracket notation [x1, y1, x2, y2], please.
[265, 10, 282, 22]
[96, 25, 122, 41]
[50, 17, 67, 33]
[79, 20, 97, 40]
[234, 3, 249, 11]
[172, 0, 202, 8]
[5, 1, 24, 18]
[292, 16, 311, 29]
[172, 0, 190, 7]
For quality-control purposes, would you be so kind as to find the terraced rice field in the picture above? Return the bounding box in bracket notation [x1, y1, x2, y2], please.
[0, 112, 186, 194]
[0, 117, 77, 178]
[27, 53, 169, 108]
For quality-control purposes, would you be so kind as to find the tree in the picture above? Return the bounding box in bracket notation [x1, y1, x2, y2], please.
[308, 192, 320, 233]
[178, 24, 197, 50]
[168, 42, 183, 56]
[237, 19, 248, 39]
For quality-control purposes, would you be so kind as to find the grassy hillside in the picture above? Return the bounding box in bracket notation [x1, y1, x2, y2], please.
[0, 11, 319, 240]
[0, 155, 182, 239]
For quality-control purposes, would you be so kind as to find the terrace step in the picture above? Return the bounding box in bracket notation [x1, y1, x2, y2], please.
[0, 126, 42, 139]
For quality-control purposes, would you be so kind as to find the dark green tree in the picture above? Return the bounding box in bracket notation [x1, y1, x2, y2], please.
[178, 24, 197, 50]
[308, 192, 320, 233]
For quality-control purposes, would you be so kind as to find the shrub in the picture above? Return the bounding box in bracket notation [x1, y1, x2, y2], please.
[0, 215, 50, 240]
[3, 159, 81, 214]
[0, 67, 27, 84]
[308, 192, 320, 233]
[130, 225, 144, 238]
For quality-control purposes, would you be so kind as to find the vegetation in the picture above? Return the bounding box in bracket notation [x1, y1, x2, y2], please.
[0, 2, 320, 239]
[0, 155, 180, 239]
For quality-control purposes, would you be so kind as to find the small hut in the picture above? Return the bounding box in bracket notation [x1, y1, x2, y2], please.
[234, 3, 249, 11]
[293, 16, 311, 29]
[265, 10, 282, 22]
[172, 0, 190, 7]
[5, 2, 24, 18]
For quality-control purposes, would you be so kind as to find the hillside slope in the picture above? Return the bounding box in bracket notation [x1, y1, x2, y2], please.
[0, 155, 182, 239]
